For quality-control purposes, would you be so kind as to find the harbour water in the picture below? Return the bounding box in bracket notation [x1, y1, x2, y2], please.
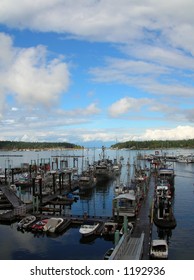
[0, 148, 194, 260]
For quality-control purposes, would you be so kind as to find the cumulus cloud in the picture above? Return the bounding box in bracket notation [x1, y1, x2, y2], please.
[0, 33, 70, 110]
[140, 126, 194, 141]
[108, 97, 151, 117]
[66, 125, 194, 143]
[0, 1, 194, 145]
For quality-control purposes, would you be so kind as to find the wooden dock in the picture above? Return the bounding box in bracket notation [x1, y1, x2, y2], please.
[109, 174, 155, 260]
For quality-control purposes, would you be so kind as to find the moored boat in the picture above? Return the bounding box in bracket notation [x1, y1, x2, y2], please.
[78, 172, 96, 190]
[31, 219, 48, 232]
[43, 217, 64, 233]
[158, 164, 175, 194]
[17, 215, 36, 230]
[79, 221, 100, 237]
[104, 247, 114, 260]
[112, 190, 137, 219]
[150, 239, 168, 259]
[101, 222, 118, 237]
[153, 183, 176, 229]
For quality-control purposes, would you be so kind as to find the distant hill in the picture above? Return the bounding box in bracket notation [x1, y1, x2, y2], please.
[0, 141, 83, 150]
[111, 139, 194, 150]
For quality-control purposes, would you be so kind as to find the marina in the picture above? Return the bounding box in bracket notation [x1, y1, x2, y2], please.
[0, 148, 194, 260]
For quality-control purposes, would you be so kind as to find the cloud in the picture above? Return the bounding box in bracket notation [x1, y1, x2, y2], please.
[0, 32, 70, 110]
[57, 103, 101, 117]
[89, 55, 194, 100]
[65, 125, 194, 143]
[140, 125, 194, 141]
[0, 1, 194, 146]
[108, 97, 151, 117]
[0, 0, 194, 48]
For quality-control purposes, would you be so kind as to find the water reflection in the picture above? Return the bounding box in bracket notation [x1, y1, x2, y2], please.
[157, 227, 173, 244]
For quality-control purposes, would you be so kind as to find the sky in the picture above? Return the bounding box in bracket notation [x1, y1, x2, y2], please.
[0, 0, 194, 147]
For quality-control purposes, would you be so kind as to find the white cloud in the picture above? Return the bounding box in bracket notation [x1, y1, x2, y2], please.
[0, 0, 194, 50]
[0, 33, 70, 110]
[108, 97, 151, 117]
[68, 125, 194, 143]
[140, 125, 194, 141]
[0, 1, 194, 146]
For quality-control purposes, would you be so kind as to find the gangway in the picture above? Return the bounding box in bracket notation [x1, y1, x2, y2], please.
[109, 232, 144, 260]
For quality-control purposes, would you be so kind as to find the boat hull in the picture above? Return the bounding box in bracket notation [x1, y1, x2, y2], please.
[153, 208, 177, 229]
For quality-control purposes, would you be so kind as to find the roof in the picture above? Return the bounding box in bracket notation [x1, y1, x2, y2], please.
[114, 192, 136, 201]
[152, 239, 167, 246]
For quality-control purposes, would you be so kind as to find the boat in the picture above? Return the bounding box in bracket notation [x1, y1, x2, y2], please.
[153, 184, 176, 229]
[158, 163, 175, 194]
[104, 247, 114, 260]
[31, 219, 48, 232]
[112, 190, 137, 219]
[56, 192, 79, 204]
[114, 178, 129, 195]
[101, 222, 118, 237]
[43, 217, 64, 233]
[94, 146, 114, 182]
[17, 215, 36, 230]
[79, 221, 100, 237]
[150, 239, 168, 259]
[78, 171, 97, 190]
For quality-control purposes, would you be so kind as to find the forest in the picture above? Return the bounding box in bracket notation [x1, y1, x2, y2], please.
[0, 141, 82, 150]
[1, 139, 194, 150]
[111, 139, 194, 149]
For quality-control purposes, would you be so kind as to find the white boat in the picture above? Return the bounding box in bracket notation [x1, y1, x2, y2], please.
[17, 215, 36, 230]
[43, 217, 64, 233]
[79, 222, 100, 237]
[150, 239, 168, 259]
[104, 247, 114, 260]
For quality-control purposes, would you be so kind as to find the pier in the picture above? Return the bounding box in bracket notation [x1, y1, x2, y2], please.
[109, 174, 155, 260]
[0, 172, 156, 259]
[0, 149, 159, 260]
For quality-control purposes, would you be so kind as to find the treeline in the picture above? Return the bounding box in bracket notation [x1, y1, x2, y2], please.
[111, 139, 194, 150]
[0, 141, 83, 150]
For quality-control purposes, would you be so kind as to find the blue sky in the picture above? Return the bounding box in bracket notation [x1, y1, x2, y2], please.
[0, 0, 194, 147]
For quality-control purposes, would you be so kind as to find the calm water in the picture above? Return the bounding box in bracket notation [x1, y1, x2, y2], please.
[0, 148, 194, 260]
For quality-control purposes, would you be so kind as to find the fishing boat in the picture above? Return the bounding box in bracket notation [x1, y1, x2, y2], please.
[79, 221, 100, 237]
[94, 146, 114, 182]
[158, 164, 175, 194]
[153, 184, 176, 229]
[43, 217, 64, 233]
[150, 239, 168, 259]
[78, 171, 97, 190]
[17, 215, 36, 230]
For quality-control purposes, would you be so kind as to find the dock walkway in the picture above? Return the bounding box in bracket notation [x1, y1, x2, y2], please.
[0, 185, 23, 207]
[110, 174, 156, 260]
[131, 174, 155, 259]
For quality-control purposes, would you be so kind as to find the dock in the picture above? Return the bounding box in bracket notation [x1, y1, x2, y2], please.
[109, 174, 155, 260]
[0, 171, 156, 259]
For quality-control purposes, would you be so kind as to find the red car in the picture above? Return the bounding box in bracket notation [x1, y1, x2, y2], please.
[31, 219, 48, 232]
